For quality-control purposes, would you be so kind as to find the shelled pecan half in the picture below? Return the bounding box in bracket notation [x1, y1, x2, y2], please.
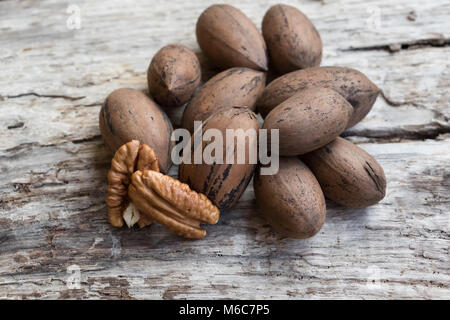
[106, 140, 159, 228]
[129, 170, 220, 239]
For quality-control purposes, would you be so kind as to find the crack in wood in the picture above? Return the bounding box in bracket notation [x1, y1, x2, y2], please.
[71, 135, 102, 144]
[7, 122, 24, 129]
[73, 103, 102, 108]
[344, 124, 450, 141]
[2, 135, 103, 157]
[341, 36, 450, 53]
[2, 92, 85, 101]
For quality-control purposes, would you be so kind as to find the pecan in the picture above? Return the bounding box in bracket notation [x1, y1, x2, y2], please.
[106, 140, 159, 228]
[128, 170, 220, 239]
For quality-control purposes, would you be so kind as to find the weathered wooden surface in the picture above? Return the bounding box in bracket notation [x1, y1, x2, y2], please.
[0, 0, 449, 299]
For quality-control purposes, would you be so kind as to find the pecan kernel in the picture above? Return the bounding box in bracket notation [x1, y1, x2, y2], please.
[128, 170, 220, 239]
[106, 140, 158, 228]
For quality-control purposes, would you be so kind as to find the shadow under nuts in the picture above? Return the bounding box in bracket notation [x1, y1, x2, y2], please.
[257, 66, 380, 128]
[262, 4, 322, 74]
[147, 44, 201, 108]
[263, 87, 353, 156]
[302, 137, 386, 208]
[179, 107, 260, 210]
[181, 67, 266, 133]
[99, 88, 174, 173]
[254, 157, 326, 239]
[196, 4, 268, 71]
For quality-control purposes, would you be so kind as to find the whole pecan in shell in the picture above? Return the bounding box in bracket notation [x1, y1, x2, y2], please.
[196, 4, 268, 71]
[256, 66, 380, 128]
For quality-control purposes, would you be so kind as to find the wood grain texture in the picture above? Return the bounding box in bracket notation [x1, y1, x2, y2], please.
[0, 0, 449, 299]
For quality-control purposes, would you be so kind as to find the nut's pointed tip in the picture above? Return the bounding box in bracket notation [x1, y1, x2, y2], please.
[260, 63, 269, 73]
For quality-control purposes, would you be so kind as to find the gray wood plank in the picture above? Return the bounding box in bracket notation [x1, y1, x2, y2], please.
[0, 0, 449, 299]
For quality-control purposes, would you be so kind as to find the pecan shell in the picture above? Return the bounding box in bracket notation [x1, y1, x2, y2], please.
[106, 140, 159, 228]
[128, 170, 220, 239]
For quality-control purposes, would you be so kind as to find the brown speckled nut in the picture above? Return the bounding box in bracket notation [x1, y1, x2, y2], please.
[99, 88, 174, 173]
[262, 4, 322, 74]
[263, 87, 353, 156]
[257, 66, 380, 128]
[147, 44, 201, 108]
[254, 157, 326, 239]
[179, 107, 260, 210]
[302, 137, 386, 208]
[181, 67, 266, 133]
[196, 4, 268, 71]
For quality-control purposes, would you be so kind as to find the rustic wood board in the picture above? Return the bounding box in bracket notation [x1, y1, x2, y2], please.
[0, 0, 449, 299]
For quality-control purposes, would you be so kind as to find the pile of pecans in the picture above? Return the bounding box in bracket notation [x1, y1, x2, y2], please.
[99, 4, 386, 239]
